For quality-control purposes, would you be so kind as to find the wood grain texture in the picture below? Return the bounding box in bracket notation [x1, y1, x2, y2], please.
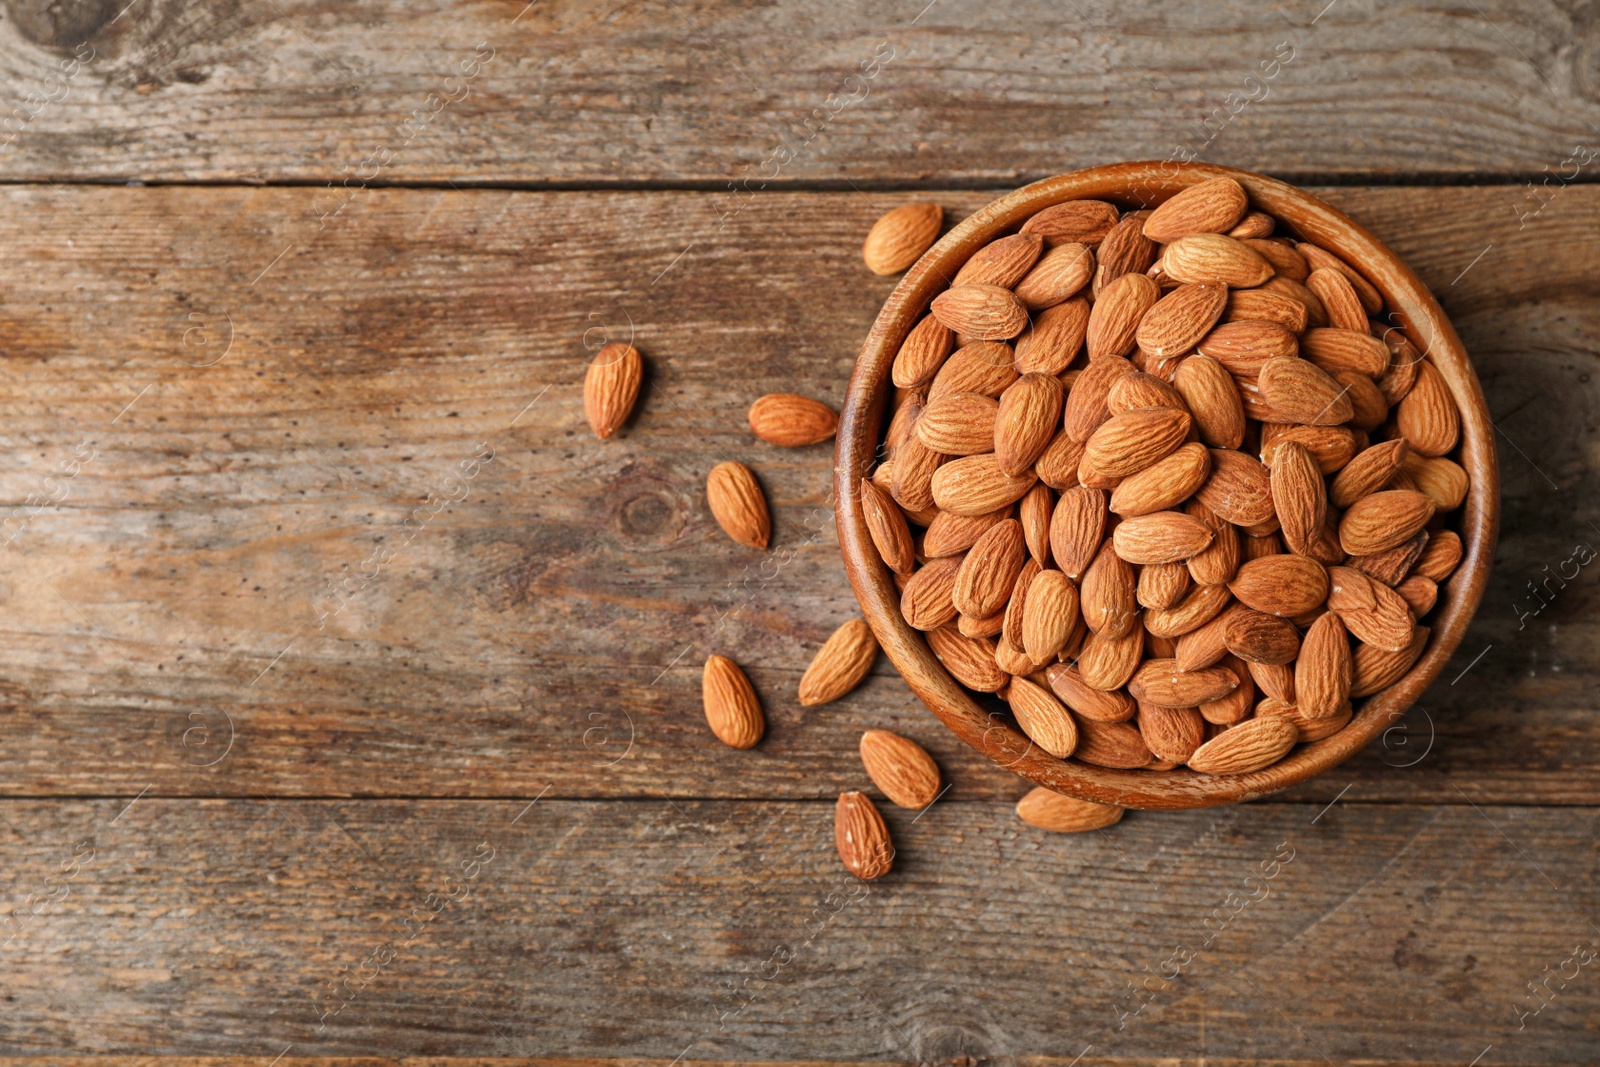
[0, 184, 1589, 803]
[0, 0, 1599, 184]
[0, 799, 1596, 1061]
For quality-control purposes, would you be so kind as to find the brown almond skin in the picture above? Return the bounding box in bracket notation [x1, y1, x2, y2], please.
[1014, 242, 1095, 310]
[930, 283, 1030, 340]
[1138, 702, 1207, 763]
[858, 730, 941, 808]
[1224, 608, 1301, 664]
[1016, 787, 1124, 832]
[584, 342, 644, 440]
[706, 461, 771, 549]
[901, 555, 965, 631]
[1045, 663, 1137, 722]
[995, 373, 1065, 476]
[1413, 530, 1463, 582]
[1020, 199, 1120, 247]
[1064, 354, 1137, 442]
[703, 654, 764, 748]
[1008, 677, 1080, 758]
[954, 232, 1045, 288]
[892, 314, 956, 389]
[1081, 539, 1138, 638]
[1269, 441, 1327, 557]
[953, 519, 1028, 619]
[748, 393, 838, 446]
[1296, 612, 1352, 719]
[860, 479, 915, 577]
[927, 625, 1008, 693]
[1129, 659, 1239, 707]
[1173, 354, 1246, 449]
[1083, 407, 1192, 479]
[863, 202, 941, 275]
[1014, 298, 1090, 375]
[1087, 272, 1162, 359]
[1111, 511, 1214, 565]
[835, 791, 894, 880]
[1396, 361, 1462, 457]
[1330, 439, 1409, 509]
[1050, 486, 1108, 579]
[930, 341, 1018, 399]
[1228, 555, 1329, 617]
[1136, 282, 1228, 359]
[1186, 716, 1297, 775]
[1257, 356, 1354, 426]
[1094, 216, 1158, 296]
[1142, 177, 1249, 243]
[1339, 490, 1436, 556]
[799, 620, 879, 706]
[931, 454, 1038, 516]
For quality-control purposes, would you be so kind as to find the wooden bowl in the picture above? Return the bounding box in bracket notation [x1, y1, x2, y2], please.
[834, 162, 1498, 810]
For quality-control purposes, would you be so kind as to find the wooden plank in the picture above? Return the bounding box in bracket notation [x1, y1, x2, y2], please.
[0, 184, 1590, 803]
[0, 799, 1595, 1062]
[0, 1, 1597, 184]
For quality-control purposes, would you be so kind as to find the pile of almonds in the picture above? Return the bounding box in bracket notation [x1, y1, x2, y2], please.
[580, 176, 1471, 884]
[864, 178, 1467, 793]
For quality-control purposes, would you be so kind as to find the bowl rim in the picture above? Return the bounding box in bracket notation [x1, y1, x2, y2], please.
[833, 161, 1500, 810]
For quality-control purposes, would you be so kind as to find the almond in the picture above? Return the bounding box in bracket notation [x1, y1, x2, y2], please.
[923, 506, 1008, 558]
[1246, 238, 1308, 280]
[835, 791, 894, 880]
[1300, 328, 1389, 378]
[927, 624, 1008, 692]
[1257, 356, 1354, 426]
[1173, 604, 1238, 671]
[1142, 177, 1249, 243]
[1110, 441, 1211, 517]
[1399, 453, 1469, 511]
[1143, 582, 1232, 638]
[1064, 354, 1136, 441]
[1413, 530, 1463, 582]
[1045, 662, 1137, 721]
[1351, 625, 1429, 697]
[1196, 319, 1299, 378]
[1330, 438, 1409, 508]
[1229, 211, 1275, 239]
[1186, 715, 1298, 775]
[1094, 215, 1159, 296]
[1138, 702, 1207, 762]
[1138, 561, 1192, 610]
[1195, 449, 1275, 526]
[996, 373, 1065, 475]
[1073, 717, 1153, 768]
[1395, 574, 1437, 616]
[1002, 558, 1042, 649]
[1081, 539, 1138, 638]
[885, 391, 925, 455]
[900, 555, 965, 630]
[1184, 499, 1241, 586]
[917, 391, 1000, 455]
[892, 315, 956, 389]
[1112, 511, 1215, 564]
[929, 344, 1017, 402]
[1014, 298, 1090, 375]
[1339, 490, 1436, 556]
[863, 202, 941, 275]
[1376, 329, 1423, 405]
[1129, 658, 1238, 707]
[748, 393, 838, 446]
[1087, 273, 1162, 359]
[954, 232, 1045, 288]
[1396, 361, 1461, 457]
[1019, 483, 1053, 565]
[859, 729, 941, 808]
[1020, 199, 1120, 247]
[860, 480, 915, 577]
[1268, 441, 1326, 556]
[1199, 655, 1255, 724]
[1223, 608, 1301, 664]
[930, 283, 1029, 340]
[799, 620, 879, 706]
[1008, 677, 1080, 758]
[953, 519, 1028, 618]
[1295, 612, 1351, 718]
[1263, 274, 1327, 326]
[1014, 242, 1095, 310]
[1257, 697, 1352, 742]
[1225, 288, 1309, 333]
[1083, 406, 1192, 478]
[707, 461, 771, 549]
[1250, 658, 1296, 703]
[1135, 282, 1228, 358]
[931, 454, 1038, 516]
[583, 342, 643, 439]
[1075, 610, 1145, 687]
[1173, 354, 1246, 449]
[960, 610, 1006, 639]
[1229, 554, 1329, 616]
[1298, 242, 1382, 312]
[703, 654, 764, 748]
[1305, 268, 1366, 333]
[890, 435, 945, 513]
[1036, 431, 1087, 490]
[1022, 568, 1080, 662]
[1259, 423, 1358, 474]
[1015, 787, 1124, 832]
[1050, 486, 1109, 579]
[1162, 233, 1274, 288]
[1106, 372, 1185, 416]
[1349, 532, 1429, 587]
[1341, 372, 1388, 434]
[1329, 568, 1416, 652]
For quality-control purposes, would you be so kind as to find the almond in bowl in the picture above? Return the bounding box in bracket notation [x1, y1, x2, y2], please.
[836, 163, 1497, 811]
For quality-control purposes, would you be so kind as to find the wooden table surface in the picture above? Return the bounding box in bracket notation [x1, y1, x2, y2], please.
[0, 2, 1596, 1064]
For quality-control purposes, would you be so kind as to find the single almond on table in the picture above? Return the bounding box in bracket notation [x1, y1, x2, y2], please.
[1015, 787, 1124, 832]
[748, 393, 838, 446]
[799, 619, 880, 706]
[703, 654, 764, 748]
[863, 202, 942, 275]
[583, 342, 643, 440]
[707, 461, 771, 549]
[835, 791, 894, 880]
[859, 729, 941, 808]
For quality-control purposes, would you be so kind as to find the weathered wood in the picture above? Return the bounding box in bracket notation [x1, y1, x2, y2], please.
[0, 184, 1590, 803]
[0, 1, 1598, 184]
[0, 799, 1593, 1062]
